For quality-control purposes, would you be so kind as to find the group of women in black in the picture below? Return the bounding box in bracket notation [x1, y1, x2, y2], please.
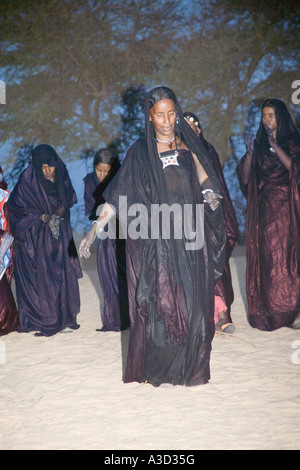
[1, 86, 300, 388]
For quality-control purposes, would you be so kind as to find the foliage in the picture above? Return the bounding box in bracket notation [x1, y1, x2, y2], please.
[159, 0, 300, 164]
[0, 0, 182, 163]
[0, 0, 299, 238]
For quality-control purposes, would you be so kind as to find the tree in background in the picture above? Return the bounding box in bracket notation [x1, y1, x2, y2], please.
[0, 0, 299, 237]
[6, 144, 33, 187]
[157, 0, 299, 236]
[108, 85, 147, 159]
[160, 0, 299, 165]
[0, 0, 182, 164]
[1, 0, 298, 164]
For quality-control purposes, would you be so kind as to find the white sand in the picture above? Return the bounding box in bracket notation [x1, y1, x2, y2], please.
[0, 245, 299, 450]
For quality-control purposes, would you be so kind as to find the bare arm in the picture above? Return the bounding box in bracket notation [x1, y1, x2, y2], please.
[192, 152, 209, 186]
[241, 134, 255, 185]
[79, 202, 116, 258]
[241, 152, 253, 185]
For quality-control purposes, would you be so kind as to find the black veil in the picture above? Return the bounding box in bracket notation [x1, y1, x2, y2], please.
[256, 99, 299, 153]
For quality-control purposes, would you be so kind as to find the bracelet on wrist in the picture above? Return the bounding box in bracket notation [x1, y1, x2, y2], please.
[92, 220, 104, 235]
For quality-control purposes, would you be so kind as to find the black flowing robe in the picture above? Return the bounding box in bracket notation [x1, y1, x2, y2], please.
[83, 171, 129, 331]
[104, 124, 226, 386]
[8, 146, 82, 336]
[0, 167, 20, 336]
[201, 138, 239, 323]
[237, 132, 300, 330]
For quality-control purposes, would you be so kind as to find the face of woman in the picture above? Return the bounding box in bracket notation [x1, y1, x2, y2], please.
[150, 99, 177, 140]
[262, 107, 277, 133]
[95, 163, 111, 183]
[42, 164, 56, 183]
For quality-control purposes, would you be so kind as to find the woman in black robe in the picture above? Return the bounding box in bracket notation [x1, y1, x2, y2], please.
[83, 148, 129, 331]
[184, 112, 239, 334]
[8, 144, 82, 336]
[237, 99, 300, 331]
[0, 166, 20, 336]
[80, 86, 226, 387]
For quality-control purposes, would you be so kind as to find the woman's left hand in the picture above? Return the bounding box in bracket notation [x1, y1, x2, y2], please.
[202, 190, 223, 211]
[48, 214, 61, 239]
[79, 225, 97, 259]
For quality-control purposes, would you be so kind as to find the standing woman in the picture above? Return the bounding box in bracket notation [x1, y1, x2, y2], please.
[80, 86, 226, 387]
[83, 148, 129, 332]
[0, 166, 20, 336]
[237, 99, 300, 331]
[184, 112, 239, 334]
[8, 144, 82, 336]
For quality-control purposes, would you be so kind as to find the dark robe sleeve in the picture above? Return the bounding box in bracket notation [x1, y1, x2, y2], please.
[83, 174, 98, 218]
[204, 203, 226, 283]
[8, 176, 42, 241]
[103, 145, 137, 222]
[207, 143, 239, 255]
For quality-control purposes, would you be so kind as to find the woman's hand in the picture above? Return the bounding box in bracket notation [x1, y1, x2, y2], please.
[202, 189, 223, 211]
[265, 126, 277, 148]
[79, 203, 116, 258]
[48, 214, 61, 240]
[39, 213, 62, 239]
[79, 225, 97, 259]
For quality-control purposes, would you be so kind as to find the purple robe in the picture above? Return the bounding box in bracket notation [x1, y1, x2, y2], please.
[8, 145, 82, 336]
[83, 172, 129, 331]
[0, 167, 20, 336]
[237, 132, 300, 330]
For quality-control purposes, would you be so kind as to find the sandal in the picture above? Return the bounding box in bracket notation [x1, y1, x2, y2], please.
[215, 318, 235, 334]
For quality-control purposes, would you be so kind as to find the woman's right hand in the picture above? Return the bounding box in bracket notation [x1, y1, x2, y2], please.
[79, 225, 97, 259]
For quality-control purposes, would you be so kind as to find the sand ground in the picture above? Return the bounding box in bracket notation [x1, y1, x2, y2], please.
[0, 244, 299, 450]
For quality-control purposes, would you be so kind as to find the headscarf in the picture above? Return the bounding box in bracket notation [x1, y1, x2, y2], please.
[8, 144, 77, 240]
[91, 149, 120, 212]
[31, 144, 77, 209]
[256, 99, 299, 154]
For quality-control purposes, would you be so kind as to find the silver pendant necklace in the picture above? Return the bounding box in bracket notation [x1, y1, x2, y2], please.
[155, 136, 176, 149]
[158, 150, 180, 169]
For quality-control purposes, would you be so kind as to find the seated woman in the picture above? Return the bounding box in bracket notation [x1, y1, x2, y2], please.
[8, 144, 82, 337]
[83, 148, 129, 332]
[0, 166, 20, 336]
